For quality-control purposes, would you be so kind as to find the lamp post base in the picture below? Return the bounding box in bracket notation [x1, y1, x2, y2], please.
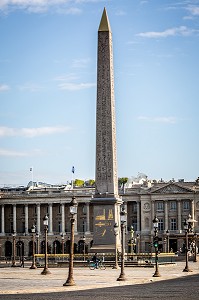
[112, 264, 119, 269]
[11, 264, 17, 267]
[117, 274, 127, 281]
[153, 270, 161, 277]
[41, 267, 51, 275]
[63, 278, 76, 286]
[183, 267, 192, 272]
[30, 264, 37, 269]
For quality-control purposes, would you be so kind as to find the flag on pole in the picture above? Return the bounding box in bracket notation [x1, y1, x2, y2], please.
[72, 166, 75, 174]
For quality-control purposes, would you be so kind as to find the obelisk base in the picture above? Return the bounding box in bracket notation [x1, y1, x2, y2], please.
[90, 196, 122, 253]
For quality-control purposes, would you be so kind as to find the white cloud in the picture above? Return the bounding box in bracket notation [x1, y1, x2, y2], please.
[0, 0, 104, 14]
[0, 148, 29, 157]
[0, 84, 10, 91]
[137, 26, 199, 38]
[0, 126, 70, 138]
[17, 82, 43, 92]
[138, 116, 177, 124]
[55, 72, 95, 90]
[71, 58, 91, 68]
[59, 82, 95, 90]
[187, 6, 199, 16]
[0, 148, 42, 157]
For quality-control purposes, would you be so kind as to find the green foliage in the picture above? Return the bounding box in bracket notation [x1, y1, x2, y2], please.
[74, 179, 84, 187]
[88, 179, 95, 186]
[118, 177, 128, 186]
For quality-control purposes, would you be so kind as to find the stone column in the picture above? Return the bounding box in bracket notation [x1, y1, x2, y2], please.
[191, 200, 195, 220]
[13, 204, 17, 233]
[85, 203, 90, 234]
[25, 204, 29, 235]
[36, 204, 40, 234]
[164, 201, 168, 231]
[177, 200, 182, 233]
[136, 201, 141, 232]
[151, 200, 155, 234]
[74, 213, 78, 234]
[61, 203, 65, 233]
[1, 205, 5, 235]
[48, 203, 53, 235]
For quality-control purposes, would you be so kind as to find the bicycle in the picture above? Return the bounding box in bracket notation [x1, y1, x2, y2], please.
[88, 259, 106, 270]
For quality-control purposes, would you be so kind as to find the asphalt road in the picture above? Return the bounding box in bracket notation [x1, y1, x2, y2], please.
[0, 273, 198, 300]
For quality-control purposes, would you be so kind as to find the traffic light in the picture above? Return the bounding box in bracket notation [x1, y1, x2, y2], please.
[153, 236, 159, 248]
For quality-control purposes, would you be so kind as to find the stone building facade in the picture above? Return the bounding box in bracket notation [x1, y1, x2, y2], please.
[0, 179, 199, 257]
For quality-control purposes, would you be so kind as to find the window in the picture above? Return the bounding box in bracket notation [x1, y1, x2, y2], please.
[170, 201, 176, 210]
[132, 202, 137, 213]
[157, 202, 164, 211]
[183, 201, 189, 210]
[170, 218, 177, 231]
[83, 205, 86, 214]
[58, 222, 61, 233]
[158, 218, 164, 231]
[131, 218, 137, 231]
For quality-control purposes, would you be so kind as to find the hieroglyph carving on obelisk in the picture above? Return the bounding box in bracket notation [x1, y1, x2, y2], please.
[95, 7, 118, 198]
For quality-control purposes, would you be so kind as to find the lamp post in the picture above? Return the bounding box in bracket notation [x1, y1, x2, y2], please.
[61, 233, 65, 255]
[36, 232, 40, 254]
[82, 236, 86, 261]
[136, 234, 140, 254]
[183, 218, 192, 272]
[166, 229, 169, 253]
[113, 223, 119, 269]
[117, 207, 127, 281]
[11, 232, 16, 267]
[153, 216, 161, 277]
[41, 215, 51, 275]
[130, 225, 134, 254]
[30, 224, 37, 269]
[63, 196, 78, 286]
[194, 233, 197, 262]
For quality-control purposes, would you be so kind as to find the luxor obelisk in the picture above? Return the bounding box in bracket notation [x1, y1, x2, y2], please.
[91, 8, 122, 252]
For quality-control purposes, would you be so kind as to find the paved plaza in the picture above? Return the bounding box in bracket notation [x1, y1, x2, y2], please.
[0, 261, 199, 299]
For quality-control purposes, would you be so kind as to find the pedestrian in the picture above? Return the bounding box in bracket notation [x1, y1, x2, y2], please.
[92, 253, 99, 268]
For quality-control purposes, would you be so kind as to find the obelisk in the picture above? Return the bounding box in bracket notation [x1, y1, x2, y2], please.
[91, 8, 122, 252]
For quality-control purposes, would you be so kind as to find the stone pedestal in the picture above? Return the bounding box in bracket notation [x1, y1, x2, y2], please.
[91, 196, 122, 252]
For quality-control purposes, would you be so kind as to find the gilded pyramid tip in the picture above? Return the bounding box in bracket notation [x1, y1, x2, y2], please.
[98, 7, 111, 32]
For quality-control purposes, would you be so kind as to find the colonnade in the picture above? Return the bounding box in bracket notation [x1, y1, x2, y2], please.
[0, 202, 91, 236]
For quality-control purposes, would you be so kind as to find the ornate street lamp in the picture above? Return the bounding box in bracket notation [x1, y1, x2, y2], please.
[63, 196, 78, 286]
[166, 229, 170, 253]
[113, 223, 119, 269]
[36, 232, 40, 254]
[30, 224, 37, 269]
[130, 225, 134, 254]
[82, 235, 86, 261]
[117, 207, 127, 281]
[61, 233, 65, 255]
[41, 215, 51, 275]
[183, 218, 192, 272]
[136, 233, 140, 254]
[11, 231, 17, 267]
[153, 216, 161, 277]
[193, 233, 197, 263]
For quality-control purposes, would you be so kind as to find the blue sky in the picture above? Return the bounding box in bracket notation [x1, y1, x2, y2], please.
[0, 0, 199, 186]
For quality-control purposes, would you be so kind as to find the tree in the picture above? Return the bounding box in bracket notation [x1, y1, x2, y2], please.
[118, 177, 128, 187]
[74, 179, 84, 187]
